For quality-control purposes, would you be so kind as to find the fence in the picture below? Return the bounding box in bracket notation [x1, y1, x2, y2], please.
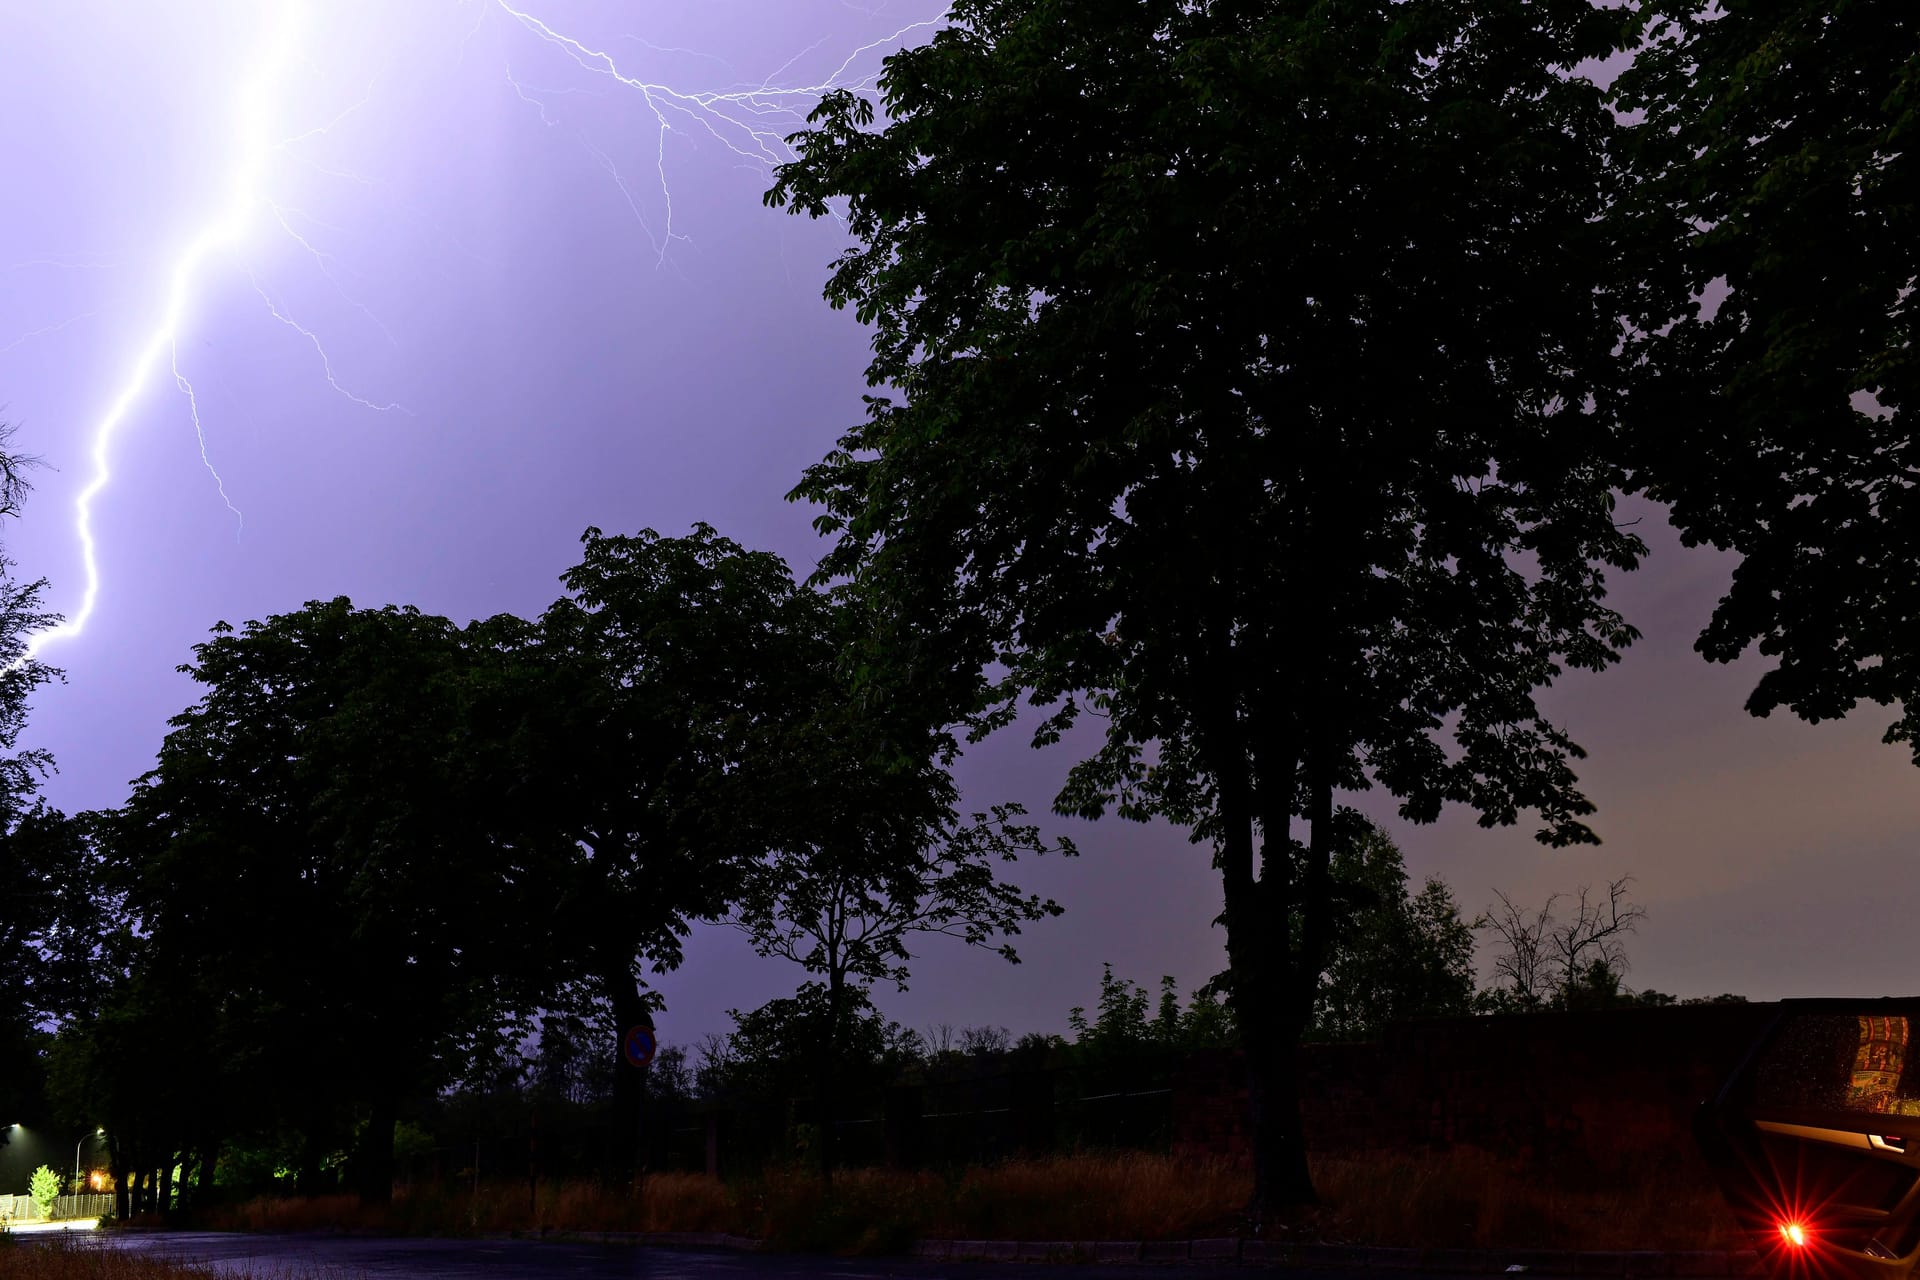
[693, 1063, 1178, 1176]
[392, 1004, 1786, 1191]
[395, 1091, 708, 1191]
[390, 1066, 1178, 1190]
[1173, 1001, 1783, 1169]
[0, 1193, 114, 1222]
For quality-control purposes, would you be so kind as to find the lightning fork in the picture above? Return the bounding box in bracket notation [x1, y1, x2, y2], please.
[493, 2, 950, 256]
[24, 5, 307, 662]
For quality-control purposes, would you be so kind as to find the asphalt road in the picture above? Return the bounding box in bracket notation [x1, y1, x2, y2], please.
[47, 1233, 1360, 1280]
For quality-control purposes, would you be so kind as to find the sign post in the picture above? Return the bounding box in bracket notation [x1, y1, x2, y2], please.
[621, 1023, 657, 1070]
[622, 1015, 656, 1196]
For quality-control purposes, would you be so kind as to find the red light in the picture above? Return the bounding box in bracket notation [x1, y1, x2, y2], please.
[1781, 1222, 1808, 1247]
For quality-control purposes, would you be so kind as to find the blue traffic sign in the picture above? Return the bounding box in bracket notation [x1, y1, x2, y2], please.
[622, 1024, 657, 1068]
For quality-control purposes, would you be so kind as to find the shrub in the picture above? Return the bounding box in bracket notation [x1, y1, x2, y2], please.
[29, 1166, 60, 1218]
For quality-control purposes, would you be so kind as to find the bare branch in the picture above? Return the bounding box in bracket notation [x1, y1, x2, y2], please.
[1549, 876, 1646, 994]
[1480, 887, 1558, 1009]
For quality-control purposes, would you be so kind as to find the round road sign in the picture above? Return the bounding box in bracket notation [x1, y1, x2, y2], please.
[622, 1024, 657, 1068]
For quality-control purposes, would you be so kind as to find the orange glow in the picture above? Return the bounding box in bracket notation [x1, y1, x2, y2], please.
[88, 1171, 105, 1190]
[1781, 1222, 1808, 1247]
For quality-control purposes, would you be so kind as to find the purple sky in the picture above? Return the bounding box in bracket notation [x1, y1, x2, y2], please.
[3, 2, 1916, 1053]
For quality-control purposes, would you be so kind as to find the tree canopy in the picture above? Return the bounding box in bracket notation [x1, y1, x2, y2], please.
[771, 0, 1641, 1211]
[530, 523, 853, 1180]
[103, 599, 567, 1203]
[0, 423, 65, 1152]
[1303, 818, 1477, 1042]
[1615, 0, 1920, 754]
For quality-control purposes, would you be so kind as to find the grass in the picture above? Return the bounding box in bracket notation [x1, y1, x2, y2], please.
[1304, 1146, 1746, 1251]
[201, 1147, 1751, 1254]
[0, 1233, 237, 1280]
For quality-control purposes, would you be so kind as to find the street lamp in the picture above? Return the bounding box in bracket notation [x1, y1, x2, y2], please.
[75, 1128, 104, 1184]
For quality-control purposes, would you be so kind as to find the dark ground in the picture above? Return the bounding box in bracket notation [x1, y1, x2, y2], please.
[44, 1233, 1372, 1280]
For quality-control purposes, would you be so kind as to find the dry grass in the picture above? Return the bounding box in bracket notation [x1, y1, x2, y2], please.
[208, 1172, 735, 1237]
[202, 1148, 1751, 1255]
[1303, 1146, 1747, 1251]
[0, 1234, 228, 1279]
[934, 1153, 1250, 1242]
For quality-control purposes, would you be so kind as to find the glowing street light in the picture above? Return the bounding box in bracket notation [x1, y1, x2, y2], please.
[75, 1128, 105, 1185]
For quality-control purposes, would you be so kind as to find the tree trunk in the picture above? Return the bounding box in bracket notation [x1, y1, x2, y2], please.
[1209, 686, 1321, 1218]
[295, 1126, 327, 1196]
[157, 1151, 174, 1218]
[110, 1137, 129, 1221]
[604, 966, 650, 1187]
[1226, 907, 1316, 1218]
[1242, 1017, 1315, 1212]
[175, 1150, 197, 1213]
[818, 970, 844, 1192]
[357, 1091, 397, 1206]
[197, 1138, 218, 1205]
[1242, 766, 1341, 1216]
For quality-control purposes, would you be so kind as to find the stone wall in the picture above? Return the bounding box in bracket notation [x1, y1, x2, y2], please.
[1173, 1002, 1782, 1169]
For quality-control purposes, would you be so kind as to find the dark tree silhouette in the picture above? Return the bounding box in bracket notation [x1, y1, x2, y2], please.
[531, 525, 831, 1186]
[107, 600, 569, 1204]
[1615, 2, 1920, 757]
[0, 420, 64, 1155]
[730, 753, 1071, 1185]
[0, 421, 62, 828]
[770, 0, 1639, 1212]
[1303, 817, 1477, 1042]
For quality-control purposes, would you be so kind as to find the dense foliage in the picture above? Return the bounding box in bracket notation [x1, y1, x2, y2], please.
[0, 426, 66, 1163]
[24, 526, 1062, 1213]
[770, 0, 1643, 1211]
[1615, 0, 1920, 755]
[1303, 819, 1477, 1042]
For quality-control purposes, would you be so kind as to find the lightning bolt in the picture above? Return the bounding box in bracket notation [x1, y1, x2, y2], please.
[493, 2, 950, 246]
[0, 312, 97, 356]
[24, 3, 406, 664]
[170, 343, 245, 534]
[21, 8, 304, 661]
[248, 273, 411, 416]
[21, 1, 944, 667]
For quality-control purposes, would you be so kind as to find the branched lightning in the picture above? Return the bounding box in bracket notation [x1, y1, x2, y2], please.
[23, 7, 308, 661]
[169, 342, 245, 533]
[248, 273, 412, 416]
[21, 0, 946, 666]
[2, 255, 121, 274]
[266, 200, 403, 348]
[0, 312, 97, 355]
[493, 2, 949, 246]
[24, 3, 415, 663]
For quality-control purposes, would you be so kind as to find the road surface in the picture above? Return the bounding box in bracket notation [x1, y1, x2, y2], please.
[43, 1232, 1355, 1280]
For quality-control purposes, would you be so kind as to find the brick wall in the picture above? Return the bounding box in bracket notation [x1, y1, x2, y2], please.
[1173, 1002, 1781, 1169]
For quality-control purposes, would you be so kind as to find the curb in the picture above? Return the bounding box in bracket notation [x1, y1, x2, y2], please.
[495, 1229, 1762, 1276]
[927, 1238, 1765, 1275]
[496, 1229, 763, 1251]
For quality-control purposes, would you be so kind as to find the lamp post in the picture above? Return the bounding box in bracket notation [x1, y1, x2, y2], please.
[75, 1128, 103, 1185]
